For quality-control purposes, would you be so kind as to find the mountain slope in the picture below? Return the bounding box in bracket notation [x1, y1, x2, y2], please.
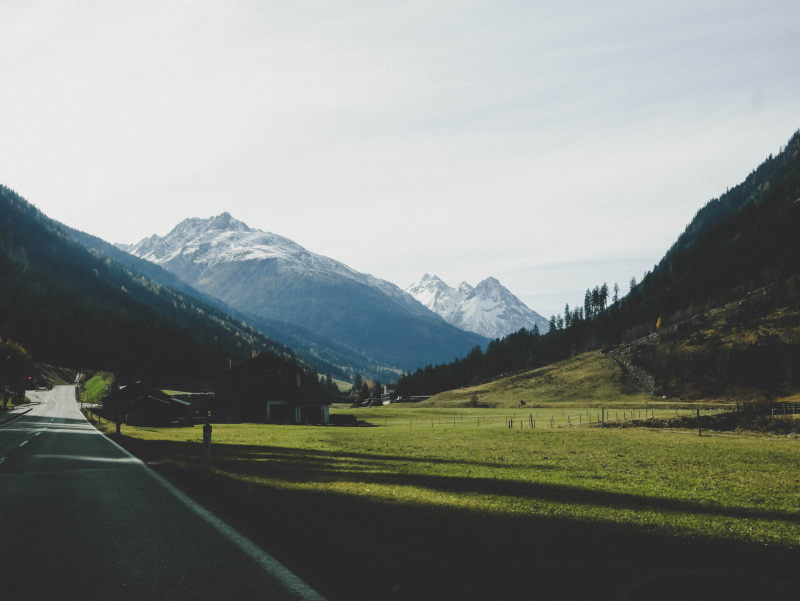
[398, 129, 800, 398]
[629, 131, 800, 322]
[407, 274, 550, 339]
[124, 215, 488, 371]
[0, 186, 293, 385]
[422, 350, 648, 408]
[73, 226, 387, 381]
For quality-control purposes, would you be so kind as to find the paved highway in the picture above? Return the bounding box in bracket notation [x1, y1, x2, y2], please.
[0, 386, 325, 600]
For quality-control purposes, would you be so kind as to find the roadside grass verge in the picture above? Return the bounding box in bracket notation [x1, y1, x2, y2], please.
[95, 410, 799, 601]
[79, 371, 115, 404]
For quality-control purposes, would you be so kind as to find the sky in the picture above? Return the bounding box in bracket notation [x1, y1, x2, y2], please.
[1, 1, 798, 319]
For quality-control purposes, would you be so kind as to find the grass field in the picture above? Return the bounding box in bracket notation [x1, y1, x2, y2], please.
[98, 405, 800, 601]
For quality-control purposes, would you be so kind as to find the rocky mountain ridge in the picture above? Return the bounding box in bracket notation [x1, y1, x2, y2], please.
[406, 274, 550, 339]
[122, 215, 488, 374]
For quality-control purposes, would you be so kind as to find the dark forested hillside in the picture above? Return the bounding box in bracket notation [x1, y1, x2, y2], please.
[623, 130, 800, 328]
[123, 213, 489, 376]
[69, 226, 384, 381]
[398, 130, 800, 397]
[0, 186, 293, 385]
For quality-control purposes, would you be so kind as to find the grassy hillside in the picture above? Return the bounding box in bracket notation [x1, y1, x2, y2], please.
[318, 374, 352, 393]
[418, 279, 800, 408]
[422, 351, 651, 408]
[617, 284, 800, 401]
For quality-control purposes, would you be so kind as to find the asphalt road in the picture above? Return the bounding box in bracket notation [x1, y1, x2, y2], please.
[0, 386, 325, 601]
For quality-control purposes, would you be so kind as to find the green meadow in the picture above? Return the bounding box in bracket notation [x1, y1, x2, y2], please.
[99, 404, 800, 601]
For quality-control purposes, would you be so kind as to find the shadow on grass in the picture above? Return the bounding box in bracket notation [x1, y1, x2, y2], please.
[113, 434, 798, 601]
[125, 438, 800, 526]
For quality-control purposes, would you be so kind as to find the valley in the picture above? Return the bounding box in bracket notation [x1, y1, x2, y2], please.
[3, 133, 800, 600]
[3, 5, 798, 601]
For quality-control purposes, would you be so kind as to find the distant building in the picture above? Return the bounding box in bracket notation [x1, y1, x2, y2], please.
[102, 382, 192, 426]
[218, 353, 330, 424]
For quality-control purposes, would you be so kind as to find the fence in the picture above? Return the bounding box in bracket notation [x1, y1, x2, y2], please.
[733, 402, 800, 416]
[369, 406, 728, 431]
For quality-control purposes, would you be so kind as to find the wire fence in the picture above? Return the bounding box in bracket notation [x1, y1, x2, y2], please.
[370, 407, 731, 431]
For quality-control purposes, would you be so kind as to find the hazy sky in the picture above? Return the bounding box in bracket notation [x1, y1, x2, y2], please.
[2, 1, 798, 318]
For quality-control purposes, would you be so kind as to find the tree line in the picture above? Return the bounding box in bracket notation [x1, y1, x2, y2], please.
[0, 338, 34, 408]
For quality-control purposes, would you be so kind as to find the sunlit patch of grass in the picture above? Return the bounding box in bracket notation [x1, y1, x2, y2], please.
[422, 351, 653, 408]
[80, 371, 114, 404]
[102, 412, 800, 547]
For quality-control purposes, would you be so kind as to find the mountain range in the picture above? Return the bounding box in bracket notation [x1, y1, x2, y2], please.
[0, 186, 292, 386]
[406, 274, 550, 339]
[7, 128, 797, 396]
[121, 214, 488, 375]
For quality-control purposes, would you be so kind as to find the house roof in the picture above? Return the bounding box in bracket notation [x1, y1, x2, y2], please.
[121, 394, 192, 408]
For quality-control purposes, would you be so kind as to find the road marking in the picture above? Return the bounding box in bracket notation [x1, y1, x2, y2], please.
[35, 431, 43, 436]
[19, 440, 28, 447]
[99, 428, 327, 601]
[0, 457, 6, 465]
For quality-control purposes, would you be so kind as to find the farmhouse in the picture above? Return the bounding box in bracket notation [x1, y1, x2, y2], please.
[218, 352, 330, 424]
[102, 382, 192, 426]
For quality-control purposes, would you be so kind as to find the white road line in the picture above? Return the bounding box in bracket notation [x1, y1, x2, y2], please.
[35, 431, 43, 437]
[0, 457, 6, 465]
[94, 423, 327, 601]
[19, 440, 28, 447]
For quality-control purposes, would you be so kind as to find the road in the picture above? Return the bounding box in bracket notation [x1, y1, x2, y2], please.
[0, 386, 325, 601]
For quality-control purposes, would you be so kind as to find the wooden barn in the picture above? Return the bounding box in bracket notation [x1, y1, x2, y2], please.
[218, 353, 330, 424]
[102, 382, 192, 426]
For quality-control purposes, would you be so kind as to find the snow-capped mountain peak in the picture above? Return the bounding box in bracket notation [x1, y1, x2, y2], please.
[119, 215, 487, 374]
[122, 213, 436, 316]
[406, 275, 550, 339]
[458, 281, 475, 298]
[406, 274, 460, 320]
